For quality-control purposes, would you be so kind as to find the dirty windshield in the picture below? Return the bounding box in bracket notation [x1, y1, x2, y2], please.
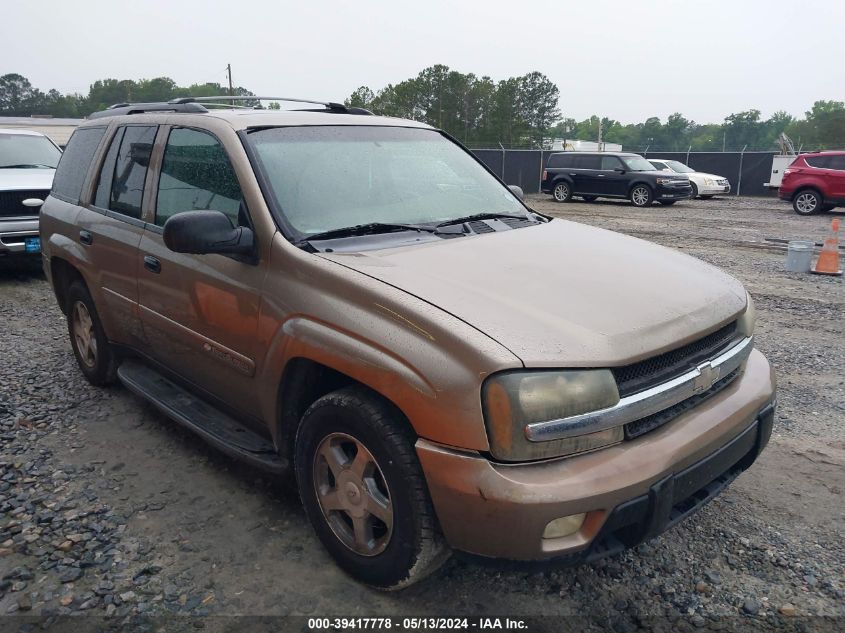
[247, 126, 525, 238]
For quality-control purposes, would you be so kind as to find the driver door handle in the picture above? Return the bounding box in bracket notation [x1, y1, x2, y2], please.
[79, 230, 93, 245]
[143, 255, 161, 274]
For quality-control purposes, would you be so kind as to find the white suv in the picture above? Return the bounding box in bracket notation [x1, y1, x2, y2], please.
[648, 159, 731, 199]
[0, 128, 62, 257]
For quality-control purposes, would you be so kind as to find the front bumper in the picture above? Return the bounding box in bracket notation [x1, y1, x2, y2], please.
[0, 217, 40, 255]
[656, 184, 693, 199]
[417, 349, 775, 561]
[700, 184, 731, 195]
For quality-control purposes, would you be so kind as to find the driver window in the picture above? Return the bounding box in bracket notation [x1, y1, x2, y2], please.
[155, 128, 246, 227]
[601, 156, 622, 170]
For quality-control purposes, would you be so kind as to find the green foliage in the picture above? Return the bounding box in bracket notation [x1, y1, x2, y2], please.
[346, 65, 561, 147]
[0, 74, 253, 118]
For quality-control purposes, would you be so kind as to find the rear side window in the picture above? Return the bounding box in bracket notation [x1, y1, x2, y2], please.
[805, 156, 832, 169]
[51, 127, 106, 203]
[94, 125, 157, 219]
[155, 128, 245, 227]
[829, 156, 845, 171]
[548, 154, 573, 168]
[573, 154, 601, 169]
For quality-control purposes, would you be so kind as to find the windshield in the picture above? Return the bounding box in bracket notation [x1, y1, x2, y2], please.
[247, 126, 525, 238]
[620, 156, 657, 172]
[0, 133, 62, 168]
[664, 160, 695, 174]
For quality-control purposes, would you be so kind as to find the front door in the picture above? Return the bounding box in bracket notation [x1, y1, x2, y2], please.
[596, 155, 629, 197]
[137, 126, 265, 418]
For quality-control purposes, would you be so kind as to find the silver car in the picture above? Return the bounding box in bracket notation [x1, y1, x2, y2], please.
[1, 128, 62, 257]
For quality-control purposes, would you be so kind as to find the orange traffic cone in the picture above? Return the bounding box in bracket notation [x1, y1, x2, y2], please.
[811, 218, 842, 276]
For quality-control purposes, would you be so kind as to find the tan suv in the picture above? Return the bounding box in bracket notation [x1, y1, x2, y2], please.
[40, 97, 776, 589]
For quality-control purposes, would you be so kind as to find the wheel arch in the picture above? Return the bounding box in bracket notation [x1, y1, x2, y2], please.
[791, 185, 824, 202]
[50, 256, 89, 315]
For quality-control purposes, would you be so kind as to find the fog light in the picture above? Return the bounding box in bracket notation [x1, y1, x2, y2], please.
[542, 513, 586, 539]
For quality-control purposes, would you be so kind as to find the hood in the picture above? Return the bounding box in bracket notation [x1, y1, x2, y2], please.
[694, 172, 725, 180]
[322, 220, 746, 367]
[0, 168, 55, 191]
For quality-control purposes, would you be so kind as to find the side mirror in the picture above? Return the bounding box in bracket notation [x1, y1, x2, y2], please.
[508, 185, 525, 201]
[163, 210, 255, 257]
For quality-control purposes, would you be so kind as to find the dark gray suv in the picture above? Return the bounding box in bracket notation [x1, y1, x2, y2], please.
[541, 152, 693, 207]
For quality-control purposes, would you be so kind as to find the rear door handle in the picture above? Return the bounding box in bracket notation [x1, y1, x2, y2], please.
[79, 230, 93, 245]
[143, 255, 161, 274]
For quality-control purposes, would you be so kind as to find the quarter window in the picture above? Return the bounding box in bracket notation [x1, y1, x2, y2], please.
[51, 127, 106, 203]
[805, 156, 832, 169]
[94, 125, 157, 219]
[155, 128, 245, 227]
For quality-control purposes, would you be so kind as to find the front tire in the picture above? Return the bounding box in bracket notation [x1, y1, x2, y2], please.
[295, 387, 449, 589]
[793, 190, 822, 215]
[700, 195, 714, 200]
[690, 182, 699, 199]
[552, 181, 572, 203]
[66, 281, 117, 386]
[630, 184, 654, 207]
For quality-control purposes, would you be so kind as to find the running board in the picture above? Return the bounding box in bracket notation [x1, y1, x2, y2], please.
[117, 360, 288, 474]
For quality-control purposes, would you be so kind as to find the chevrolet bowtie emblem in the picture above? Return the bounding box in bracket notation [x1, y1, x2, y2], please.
[693, 361, 720, 394]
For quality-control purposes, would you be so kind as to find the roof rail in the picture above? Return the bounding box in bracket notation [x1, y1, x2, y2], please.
[89, 96, 373, 120]
[88, 101, 208, 119]
[170, 96, 371, 115]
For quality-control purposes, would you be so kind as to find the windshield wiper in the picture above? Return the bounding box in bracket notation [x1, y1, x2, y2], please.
[298, 222, 442, 245]
[435, 212, 525, 228]
[0, 163, 55, 169]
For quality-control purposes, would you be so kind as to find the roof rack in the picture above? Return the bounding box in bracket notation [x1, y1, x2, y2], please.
[89, 96, 372, 119]
[88, 101, 209, 119]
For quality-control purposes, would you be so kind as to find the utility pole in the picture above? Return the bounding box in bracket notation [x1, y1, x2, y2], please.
[722, 131, 726, 153]
[597, 117, 602, 151]
[226, 64, 234, 104]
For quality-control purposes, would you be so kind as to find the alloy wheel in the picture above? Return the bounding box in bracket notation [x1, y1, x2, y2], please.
[71, 301, 97, 368]
[554, 183, 569, 202]
[795, 192, 818, 214]
[632, 186, 650, 206]
[313, 432, 393, 556]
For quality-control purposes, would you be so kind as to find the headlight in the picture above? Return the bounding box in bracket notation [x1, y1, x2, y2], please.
[737, 292, 756, 336]
[482, 370, 623, 462]
[704, 177, 715, 185]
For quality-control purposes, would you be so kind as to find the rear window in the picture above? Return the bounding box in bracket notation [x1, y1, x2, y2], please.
[51, 127, 107, 203]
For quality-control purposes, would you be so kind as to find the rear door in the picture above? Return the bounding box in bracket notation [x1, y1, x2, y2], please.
[74, 124, 157, 348]
[570, 154, 601, 194]
[827, 155, 845, 200]
[137, 126, 266, 417]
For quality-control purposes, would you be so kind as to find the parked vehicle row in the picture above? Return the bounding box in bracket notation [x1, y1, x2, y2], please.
[0, 128, 61, 258]
[778, 151, 845, 215]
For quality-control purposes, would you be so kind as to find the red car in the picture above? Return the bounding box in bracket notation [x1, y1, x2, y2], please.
[779, 151, 845, 215]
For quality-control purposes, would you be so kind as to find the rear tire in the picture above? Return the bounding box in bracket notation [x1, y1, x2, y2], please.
[295, 387, 449, 590]
[630, 184, 654, 207]
[793, 190, 822, 215]
[552, 181, 572, 203]
[66, 281, 117, 386]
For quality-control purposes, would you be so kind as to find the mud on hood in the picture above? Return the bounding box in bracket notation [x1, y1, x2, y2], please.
[321, 220, 747, 367]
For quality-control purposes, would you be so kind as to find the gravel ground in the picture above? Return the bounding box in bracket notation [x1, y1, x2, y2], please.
[1, 195, 843, 631]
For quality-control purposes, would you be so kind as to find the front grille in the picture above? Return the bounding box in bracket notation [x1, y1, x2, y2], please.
[717, 179, 729, 186]
[0, 189, 48, 218]
[624, 368, 740, 439]
[612, 322, 739, 397]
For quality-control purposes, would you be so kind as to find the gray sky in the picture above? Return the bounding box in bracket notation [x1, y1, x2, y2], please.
[4, 0, 843, 124]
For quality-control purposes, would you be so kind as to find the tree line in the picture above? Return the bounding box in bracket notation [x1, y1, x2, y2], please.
[2, 69, 843, 151]
[0, 73, 254, 119]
